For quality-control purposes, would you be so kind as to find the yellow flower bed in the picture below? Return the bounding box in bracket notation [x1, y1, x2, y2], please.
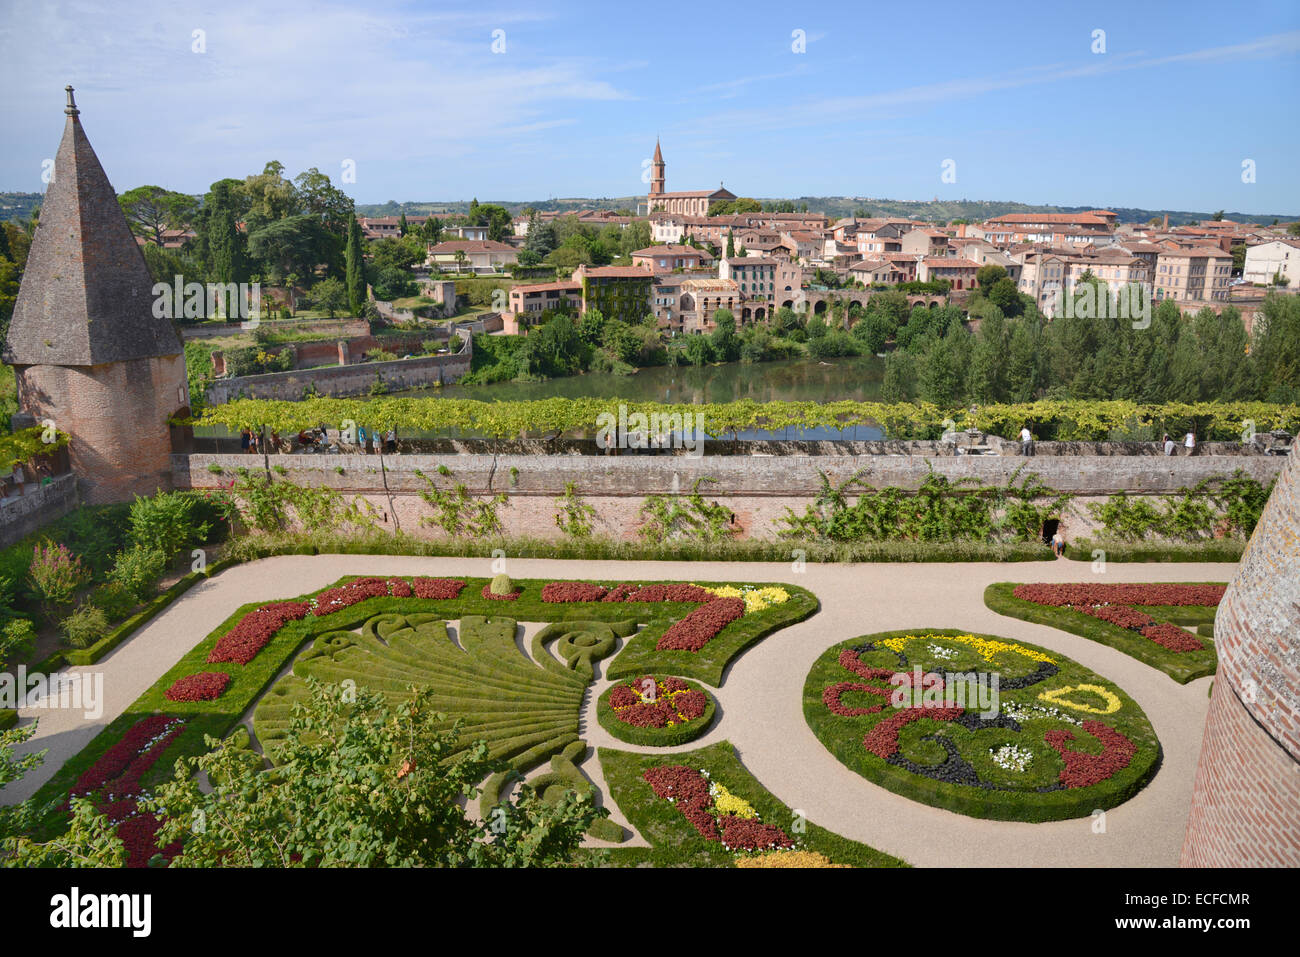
[708, 781, 758, 819]
[1038, 683, 1121, 715]
[702, 585, 790, 614]
[735, 849, 849, 868]
[879, 633, 1056, 665]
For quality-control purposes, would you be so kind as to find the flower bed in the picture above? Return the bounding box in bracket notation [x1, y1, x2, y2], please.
[541, 582, 608, 603]
[206, 600, 311, 665]
[642, 765, 794, 852]
[597, 675, 716, 746]
[163, 671, 231, 703]
[803, 629, 1161, 822]
[413, 577, 466, 600]
[986, 581, 1221, 683]
[67, 715, 186, 868]
[657, 597, 746, 652]
[481, 583, 520, 600]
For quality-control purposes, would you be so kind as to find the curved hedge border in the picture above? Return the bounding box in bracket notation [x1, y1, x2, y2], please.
[802, 628, 1162, 823]
[597, 740, 907, 868]
[983, 582, 1220, 684]
[596, 676, 716, 747]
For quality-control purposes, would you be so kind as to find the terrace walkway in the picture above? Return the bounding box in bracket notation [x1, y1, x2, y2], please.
[2, 554, 1231, 867]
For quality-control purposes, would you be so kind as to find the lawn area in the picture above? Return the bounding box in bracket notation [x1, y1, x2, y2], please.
[598, 740, 908, 867]
[802, 628, 1162, 822]
[984, 581, 1221, 683]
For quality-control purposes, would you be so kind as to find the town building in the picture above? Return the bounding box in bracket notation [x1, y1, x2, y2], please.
[645, 139, 736, 216]
[1153, 246, 1233, 302]
[1242, 239, 1300, 286]
[426, 239, 517, 274]
[629, 244, 714, 273]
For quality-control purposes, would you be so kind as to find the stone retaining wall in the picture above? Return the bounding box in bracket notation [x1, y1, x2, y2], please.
[0, 473, 79, 548]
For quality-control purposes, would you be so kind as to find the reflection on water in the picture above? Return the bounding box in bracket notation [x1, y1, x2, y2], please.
[401, 355, 887, 404]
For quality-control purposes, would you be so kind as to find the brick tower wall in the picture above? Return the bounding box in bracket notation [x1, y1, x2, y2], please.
[1182, 447, 1300, 866]
[16, 354, 187, 504]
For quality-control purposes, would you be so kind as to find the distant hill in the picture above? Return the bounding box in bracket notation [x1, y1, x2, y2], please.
[354, 195, 1297, 226]
[0, 192, 42, 223]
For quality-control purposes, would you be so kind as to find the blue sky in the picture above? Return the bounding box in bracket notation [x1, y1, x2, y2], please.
[2, 0, 1298, 213]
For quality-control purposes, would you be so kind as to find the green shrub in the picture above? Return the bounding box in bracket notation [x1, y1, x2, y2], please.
[107, 545, 168, 602]
[0, 617, 37, 666]
[489, 574, 514, 596]
[61, 604, 109, 650]
[91, 582, 140, 622]
[130, 490, 210, 560]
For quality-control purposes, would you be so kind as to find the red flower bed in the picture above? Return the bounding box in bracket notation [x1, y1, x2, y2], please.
[601, 582, 714, 604]
[163, 671, 231, 703]
[1012, 582, 1216, 655]
[481, 584, 520, 600]
[68, 716, 186, 868]
[1079, 604, 1156, 630]
[863, 706, 963, 759]
[541, 582, 608, 603]
[1043, 721, 1137, 788]
[823, 681, 891, 717]
[311, 576, 401, 614]
[389, 578, 413, 598]
[718, 815, 795, 852]
[413, 577, 466, 600]
[1139, 622, 1204, 652]
[643, 764, 795, 850]
[1012, 583, 1225, 607]
[837, 649, 899, 682]
[207, 600, 311, 665]
[609, 676, 710, 728]
[644, 765, 716, 840]
[656, 597, 745, 652]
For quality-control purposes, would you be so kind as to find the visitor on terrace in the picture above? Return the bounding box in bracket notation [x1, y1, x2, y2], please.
[1052, 529, 1066, 558]
[1020, 425, 1034, 456]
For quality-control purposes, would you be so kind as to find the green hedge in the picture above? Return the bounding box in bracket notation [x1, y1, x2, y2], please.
[595, 676, 716, 747]
[983, 581, 1219, 683]
[0, 709, 17, 731]
[802, 628, 1162, 823]
[1066, 536, 1246, 564]
[598, 740, 907, 867]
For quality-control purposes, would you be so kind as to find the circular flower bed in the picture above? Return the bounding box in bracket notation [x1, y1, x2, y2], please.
[597, 675, 716, 747]
[802, 629, 1161, 822]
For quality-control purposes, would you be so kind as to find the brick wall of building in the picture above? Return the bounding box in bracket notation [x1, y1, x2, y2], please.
[1182, 447, 1300, 866]
[19, 355, 187, 504]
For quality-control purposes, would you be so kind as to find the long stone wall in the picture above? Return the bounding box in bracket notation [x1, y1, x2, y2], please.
[172, 450, 1287, 542]
[203, 332, 471, 404]
[0, 473, 79, 548]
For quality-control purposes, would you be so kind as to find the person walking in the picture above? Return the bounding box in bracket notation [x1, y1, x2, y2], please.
[240, 428, 251, 454]
[1185, 430, 1197, 456]
[1163, 433, 1175, 456]
[385, 427, 397, 455]
[1052, 529, 1066, 558]
[1020, 425, 1034, 457]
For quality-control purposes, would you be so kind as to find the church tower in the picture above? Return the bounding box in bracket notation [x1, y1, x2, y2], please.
[650, 138, 665, 197]
[2, 87, 189, 504]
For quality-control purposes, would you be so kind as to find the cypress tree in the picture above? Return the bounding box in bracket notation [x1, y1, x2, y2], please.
[345, 213, 365, 315]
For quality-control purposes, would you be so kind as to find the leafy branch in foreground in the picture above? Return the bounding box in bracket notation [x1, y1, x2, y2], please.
[143, 680, 605, 868]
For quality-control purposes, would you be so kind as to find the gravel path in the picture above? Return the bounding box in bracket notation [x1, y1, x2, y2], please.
[2, 554, 1231, 867]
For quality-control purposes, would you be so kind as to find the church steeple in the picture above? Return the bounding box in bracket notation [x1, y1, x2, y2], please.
[650, 138, 665, 197]
[3, 86, 182, 366]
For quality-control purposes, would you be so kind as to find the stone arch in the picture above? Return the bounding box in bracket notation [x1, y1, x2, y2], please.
[754, 307, 766, 321]
[782, 299, 794, 309]
[813, 299, 828, 315]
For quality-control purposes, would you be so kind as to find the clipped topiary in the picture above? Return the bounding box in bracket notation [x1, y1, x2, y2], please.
[489, 574, 514, 596]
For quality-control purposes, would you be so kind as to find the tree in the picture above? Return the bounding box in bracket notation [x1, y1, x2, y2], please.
[247, 215, 330, 283]
[1287, 222, 1300, 238]
[710, 309, 739, 361]
[118, 186, 198, 246]
[243, 161, 300, 225]
[975, 263, 1007, 289]
[398, 212, 408, 236]
[1212, 210, 1225, 221]
[201, 179, 250, 286]
[420, 217, 445, 244]
[345, 213, 366, 315]
[725, 230, 735, 258]
[311, 277, 348, 317]
[294, 168, 354, 236]
[144, 681, 603, 867]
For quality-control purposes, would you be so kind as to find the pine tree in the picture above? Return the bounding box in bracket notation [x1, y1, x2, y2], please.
[345, 213, 365, 315]
[398, 212, 408, 236]
[725, 230, 735, 258]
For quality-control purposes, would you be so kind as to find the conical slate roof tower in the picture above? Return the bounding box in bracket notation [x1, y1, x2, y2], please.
[3, 88, 188, 503]
[1183, 445, 1300, 866]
